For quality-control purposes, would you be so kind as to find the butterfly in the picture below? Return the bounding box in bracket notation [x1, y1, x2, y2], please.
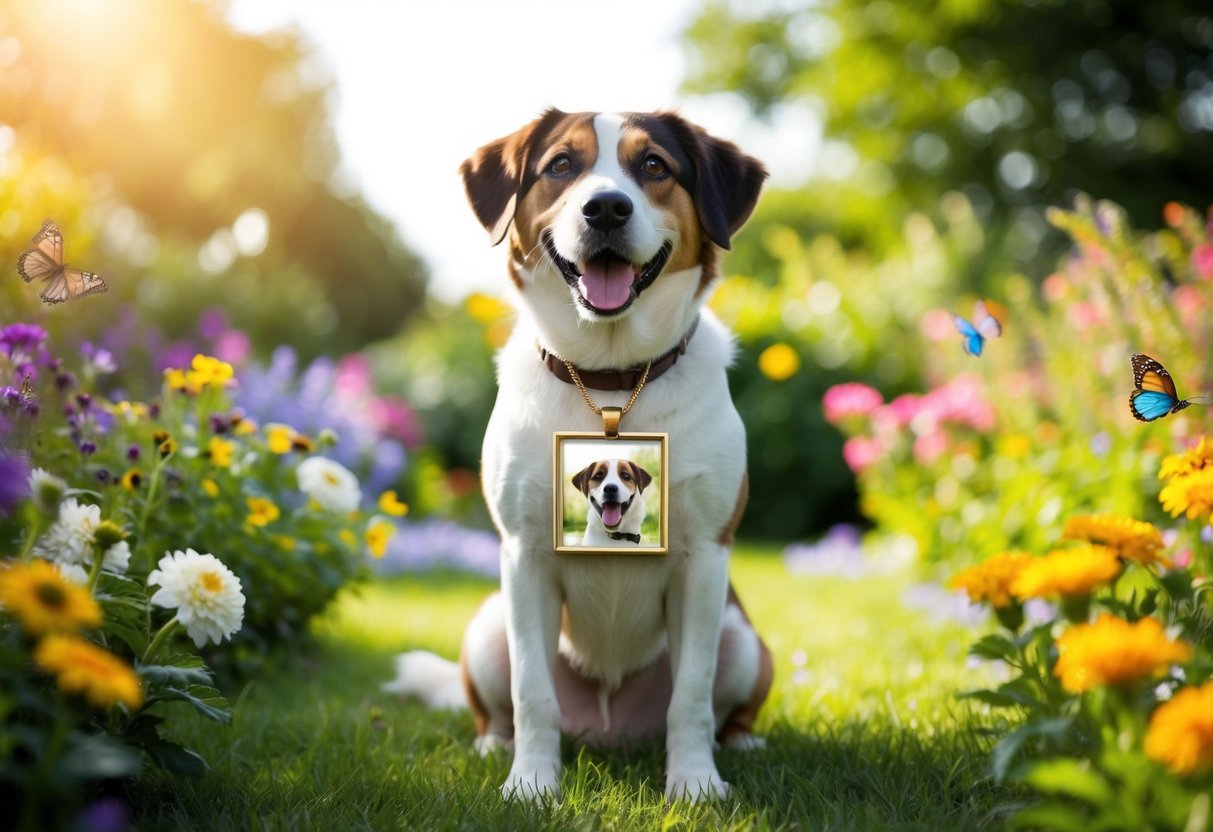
[949, 300, 1003, 357]
[1129, 353, 1196, 422]
[17, 219, 108, 305]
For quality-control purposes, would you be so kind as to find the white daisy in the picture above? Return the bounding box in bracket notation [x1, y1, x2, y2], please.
[102, 540, 131, 575]
[33, 498, 100, 566]
[148, 549, 245, 649]
[27, 467, 67, 512]
[296, 456, 361, 513]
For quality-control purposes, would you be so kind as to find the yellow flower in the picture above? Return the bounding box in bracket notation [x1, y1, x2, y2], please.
[339, 529, 357, 549]
[364, 517, 396, 558]
[207, 436, 235, 468]
[34, 634, 143, 710]
[119, 469, 143, 490]
[1061, 515, 1168, 568]
[996, 434, 1032, 460]
[201, 478, 220, 498]
[1011, 545, 1122, 600]
[1158, 437, 1213, 481]
[757, 343, 800, 382]
[378, 490, 409, 517]
[188, 354, 234, 390]
[111, 400, 150, 421]
[0, 560, 102, 635]
[164, 367, 199, 395]
[1145, 681, 1213, 777]
[245, 497, 280, 527]
[265, 423, 296, 455]
[466, 291, 510, 324]
[949, 552, 1034, 609]
[233, 415, 257, 436]
[1159, 466, 1213, 522]
[271, 534, 296, 551]
[158, 437, 178, 458]
[1054, 614, 1191, 693]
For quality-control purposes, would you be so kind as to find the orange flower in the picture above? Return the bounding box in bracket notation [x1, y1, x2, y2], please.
[34, 634, 143, 710]
[1145, 682, 1213, 777]
[1011, 545, 1121, 600]
[0, 560, 102, 635]
[1054, 614, 1191, 693]
[1159, 466, 1213, 523]
[949, 552, 1033, 609]
[1061, 515, 1168, 568]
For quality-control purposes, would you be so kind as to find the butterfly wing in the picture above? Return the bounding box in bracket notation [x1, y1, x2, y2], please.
[1130, 389, 1178, 422]
[39, 269, 107, 305]
[17, 221, 66, 282]
[950, 313, 984, 357]
[1129, 353, 1191, 421]
[973, 300, 1003, 341]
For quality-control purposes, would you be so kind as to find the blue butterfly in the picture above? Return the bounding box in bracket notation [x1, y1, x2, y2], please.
[1129, 353, 1194, 422]
[949, 300, 1002, 357]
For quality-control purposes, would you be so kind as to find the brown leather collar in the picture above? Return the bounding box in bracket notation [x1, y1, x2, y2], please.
[538, 317, 699, 391]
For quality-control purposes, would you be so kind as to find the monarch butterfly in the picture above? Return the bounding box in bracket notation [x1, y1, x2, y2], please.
[949, 299, 1003, 357]
[1129, 353, 1195, 422]
[17, 219, 108, 305]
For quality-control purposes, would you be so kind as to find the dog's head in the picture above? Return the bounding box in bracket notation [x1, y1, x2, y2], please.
[571, 459, 652, 531]
[461, 110, 766, 323]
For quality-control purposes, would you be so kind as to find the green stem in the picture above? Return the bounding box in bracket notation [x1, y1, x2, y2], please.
[87, 544, 106, 593]
[143, 616, 180, 665]
[136, 457, 166, 570]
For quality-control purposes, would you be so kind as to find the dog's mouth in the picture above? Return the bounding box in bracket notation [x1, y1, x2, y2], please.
[591, 496, 632, 529]
[543, 232, 672, 317]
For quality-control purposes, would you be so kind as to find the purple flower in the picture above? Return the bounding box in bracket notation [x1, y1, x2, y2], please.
[0, 323, 47, 360]
[372, 519, 500, 577]
[783, 524, 871, 578]
[0, 454, 30, 515]
[79, 341, 117, 375]
[72, 797, 130, 832]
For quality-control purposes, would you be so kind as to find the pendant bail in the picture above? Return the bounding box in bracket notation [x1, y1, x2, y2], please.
[601, 406, 622, 438]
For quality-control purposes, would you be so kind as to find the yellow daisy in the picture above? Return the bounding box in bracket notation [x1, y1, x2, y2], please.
[1158, 437, 1213, 481]
[245, 497, 280, 527]
[758, 343, 800, 382]
[364, 517, 396, 558]
[949, 552, 1034, 609]
[265, 423, 296, 455]
[0, 560, 103, 635]
[1061, 515, 1168, 568]
[1011, 545, 1122, 600]
[207, 436, 235, 468]
[1054, 614, 1191, 693]
[1145, 681, 1213, 777]
[34, 634, 143, 710]
[1159, 466, 1213, 522]
[377, 490, 409, 518]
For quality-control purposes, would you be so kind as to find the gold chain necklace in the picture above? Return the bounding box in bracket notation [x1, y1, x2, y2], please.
[562, 358, 651, 437]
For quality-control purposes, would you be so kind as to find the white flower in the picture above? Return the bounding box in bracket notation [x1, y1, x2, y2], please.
[33, 498, 100, 566]
[148, 549, 245, 648]
[296, 456, 361, 513]
[102, 540, 131, 575]
[55, 562, 90, 585]
[27, 467, 67, 511]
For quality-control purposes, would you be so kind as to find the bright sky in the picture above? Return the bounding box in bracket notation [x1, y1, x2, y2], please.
[225, 0, 819, 302]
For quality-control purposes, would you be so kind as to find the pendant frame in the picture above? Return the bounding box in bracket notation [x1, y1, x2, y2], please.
[553, 430, 669, 555]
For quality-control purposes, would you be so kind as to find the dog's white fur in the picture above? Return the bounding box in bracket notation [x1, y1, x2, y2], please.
[575, 459, 649, 547]
[387, 110, 769, 804]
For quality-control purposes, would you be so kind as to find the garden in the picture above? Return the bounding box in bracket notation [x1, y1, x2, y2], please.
[2, 0, 1212, 830]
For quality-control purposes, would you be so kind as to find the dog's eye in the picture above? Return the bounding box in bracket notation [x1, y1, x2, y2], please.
[620, 471, 632, 481]
[592, 470, 606, 481]
[641, 155, 667, 178]
[548, 154, 572, 176]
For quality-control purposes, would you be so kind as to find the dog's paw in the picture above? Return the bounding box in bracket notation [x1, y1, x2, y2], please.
[722, 732, 766, 752]
[500, 758, 561, 802]
[474, 734, 513, 756]
[665, 769, 731, 803]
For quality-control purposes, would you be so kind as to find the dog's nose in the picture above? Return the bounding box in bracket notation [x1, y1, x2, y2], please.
[602, 483, 619, 499]
[581, 190, 632, 231]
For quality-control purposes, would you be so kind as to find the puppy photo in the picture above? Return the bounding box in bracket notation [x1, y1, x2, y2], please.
[388, 109, 772, 803]
[571, 458, 652, 547]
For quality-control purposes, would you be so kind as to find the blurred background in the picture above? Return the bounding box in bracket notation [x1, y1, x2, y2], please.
[2, 0, 1211, 550]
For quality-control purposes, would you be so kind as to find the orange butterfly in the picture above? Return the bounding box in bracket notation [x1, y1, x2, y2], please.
[17, 219, 108, 305]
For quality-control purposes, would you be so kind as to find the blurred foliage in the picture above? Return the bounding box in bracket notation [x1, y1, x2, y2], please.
[683, 0, 1213, 281]
[825, 196, 1213, 565]
[0, 0, 426, 359]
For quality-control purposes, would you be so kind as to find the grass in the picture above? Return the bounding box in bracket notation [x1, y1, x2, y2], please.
[131, 544, 1022, 831]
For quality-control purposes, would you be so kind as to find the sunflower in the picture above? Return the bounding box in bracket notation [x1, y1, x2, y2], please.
[1158, 436, 1213, 481]
[1011, 545, 1122, 600]
[1061, 515, 1168, 567]
[1145, 681, 1213, 777]
[1159, 466, 1213, 523]
[0, 560, 102, 634]
[949, 552, 1034, 609]
[34, 633, 143, 710]
[1053, 614, 1191, 693]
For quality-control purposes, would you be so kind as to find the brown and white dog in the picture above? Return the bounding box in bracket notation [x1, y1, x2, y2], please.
[572, 458, 652, 546]
[386, 109, 772, 802]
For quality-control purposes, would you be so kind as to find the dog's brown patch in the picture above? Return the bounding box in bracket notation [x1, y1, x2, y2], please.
[460, 646, 491, 737]
[717, 470, 748, 546]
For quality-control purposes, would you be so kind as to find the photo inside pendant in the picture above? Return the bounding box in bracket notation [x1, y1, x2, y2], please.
[555, 434, 667, 553]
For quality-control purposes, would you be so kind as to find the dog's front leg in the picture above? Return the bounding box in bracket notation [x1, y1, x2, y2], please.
[499, 538, 563, 801]
[664, 542, 731, 802]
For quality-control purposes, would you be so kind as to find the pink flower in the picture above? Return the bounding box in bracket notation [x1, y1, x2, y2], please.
[1193, 243, 1213, 281]
[1042, 274, 1069, 302]
[888, 394, 924, 428]
[823, 382, 883, 424]
[920, 309, 956, 342]
[913, 430, 949, 464]
[842, 436, 883, 473]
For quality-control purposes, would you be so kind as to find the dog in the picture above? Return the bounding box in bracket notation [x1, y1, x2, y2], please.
[386, 109, 772, 803]
[571, 458, 652, 546]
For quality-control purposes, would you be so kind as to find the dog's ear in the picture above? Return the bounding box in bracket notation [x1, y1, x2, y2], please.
[627, 462, 653, 493]
[571, 463, 595, 496]
[656, 112, 768, 250]
[460, 108, 568, 246]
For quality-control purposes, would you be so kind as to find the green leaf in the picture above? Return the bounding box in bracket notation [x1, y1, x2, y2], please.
[1009, 802, 1091, 832]
[1020, 758, 1116, 806]
[138, 653, 214, 688]
[144, 684, 232, 724]
[990, 717, 1074, 783]
[969, 634, 1017, 661]
[137, 736, 209, 777]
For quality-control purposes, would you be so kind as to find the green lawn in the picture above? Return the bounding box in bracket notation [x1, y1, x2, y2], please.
[133, 545, 1020, 831]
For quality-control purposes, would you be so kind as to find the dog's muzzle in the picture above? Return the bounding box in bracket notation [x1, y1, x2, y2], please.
[591, 495, 632, 530]
[543, 231, 672, 317]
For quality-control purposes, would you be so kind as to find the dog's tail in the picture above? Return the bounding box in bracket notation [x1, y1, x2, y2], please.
[382, 651, 468, 710]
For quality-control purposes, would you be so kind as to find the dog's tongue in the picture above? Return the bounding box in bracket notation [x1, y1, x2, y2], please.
[600, 502, 623, 528]
[578, 258, 636, 311]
